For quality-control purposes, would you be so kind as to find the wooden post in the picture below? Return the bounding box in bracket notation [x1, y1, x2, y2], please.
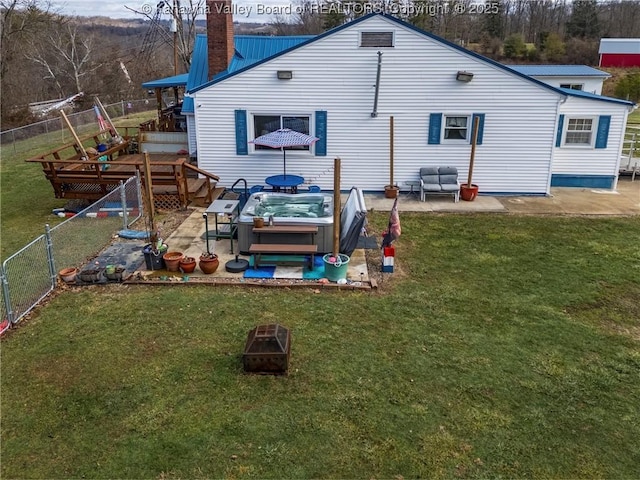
[467, 115, 480, 186]
[333, 157, 341, 257]
[389, 115, 394, 186]
[60, 110, 88, 160]
[142, 151, 155, 230]
[155, 88, 163, 129]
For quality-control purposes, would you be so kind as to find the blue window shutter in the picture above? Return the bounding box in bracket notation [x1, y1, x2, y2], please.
[428, 113, 442, 145]
[315, 110, 327, 156]
[595, 115, 611, 149]
[471, 113, 485, 145]
[555, 114, 564, 147]
[234, 109, 248, 155]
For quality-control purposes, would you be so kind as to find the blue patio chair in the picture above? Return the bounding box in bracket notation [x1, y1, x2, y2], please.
[308, 185, 321, 193]
[249, 185, 264, 194]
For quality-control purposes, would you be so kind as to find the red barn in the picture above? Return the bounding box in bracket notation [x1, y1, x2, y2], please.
[599, 38, 640, 68]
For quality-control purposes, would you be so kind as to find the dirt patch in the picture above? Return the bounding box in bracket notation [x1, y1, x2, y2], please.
[566, 284, 640, 341]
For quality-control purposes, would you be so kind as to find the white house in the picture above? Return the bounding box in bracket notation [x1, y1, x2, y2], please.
[507, 65, 610, 95]
[186, 1, 635, 194]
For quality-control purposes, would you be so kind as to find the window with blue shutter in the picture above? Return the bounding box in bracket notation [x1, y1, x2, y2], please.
[315, 111, 327, 156]
[595, 115, 611, 149]
[428, 113, 442, 144]
[234, 109, 248, 155]
[471, 113, 485, 145]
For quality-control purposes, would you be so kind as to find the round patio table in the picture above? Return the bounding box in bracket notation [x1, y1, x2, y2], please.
[265, 174, 305, 193]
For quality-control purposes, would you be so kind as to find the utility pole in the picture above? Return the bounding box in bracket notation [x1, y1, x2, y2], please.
[171, 0, 178, 76]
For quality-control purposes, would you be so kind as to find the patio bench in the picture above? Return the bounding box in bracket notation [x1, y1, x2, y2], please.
[419, 166, 460, 202]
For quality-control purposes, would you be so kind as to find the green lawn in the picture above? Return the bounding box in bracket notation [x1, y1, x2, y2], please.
[2, 214, 639, 478]
[2, 110, 639, 478]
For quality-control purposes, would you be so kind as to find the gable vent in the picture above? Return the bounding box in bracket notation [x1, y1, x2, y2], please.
[360, 31, 394, 48]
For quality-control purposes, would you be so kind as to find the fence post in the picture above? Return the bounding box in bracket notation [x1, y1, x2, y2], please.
[120, 180, 128, 229]
[45, 224, 57, 288]
[0, 264, 15, 324]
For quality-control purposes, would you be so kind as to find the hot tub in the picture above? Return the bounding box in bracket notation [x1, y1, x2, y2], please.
[237, 192, 334, 254]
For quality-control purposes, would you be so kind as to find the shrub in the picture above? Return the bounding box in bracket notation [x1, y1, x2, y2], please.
[614, 72, 640, 102]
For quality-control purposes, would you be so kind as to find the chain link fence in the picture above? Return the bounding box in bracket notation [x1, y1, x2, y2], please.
[0, 99, 155, 157]
[0, 176, 143, 334]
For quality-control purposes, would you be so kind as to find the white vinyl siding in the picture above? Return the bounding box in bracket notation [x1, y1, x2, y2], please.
[553, 96, 628, 176]
[187, 115, 196, 155]
[194, 16, 624, 194]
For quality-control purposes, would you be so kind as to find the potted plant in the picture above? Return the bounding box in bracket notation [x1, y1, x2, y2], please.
[461, 116, 481, 201]
[105, 266, 126, 281]
[199, 252, 219, 274]
[384, 184, 399, 199]
[179, 256, 197, 273]
[162, 251, 184, 272]
[59, 267, 78, 284]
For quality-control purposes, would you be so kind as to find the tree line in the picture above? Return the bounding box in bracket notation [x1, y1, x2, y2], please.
[2, 0, 640, 128]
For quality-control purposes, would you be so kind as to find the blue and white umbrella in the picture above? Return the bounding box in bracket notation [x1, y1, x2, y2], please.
[250, 128, 319, 178]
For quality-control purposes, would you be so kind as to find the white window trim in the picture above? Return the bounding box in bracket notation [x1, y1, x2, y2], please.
[250, 113, 314, 155]
[562, 116, 597, 149]
[442, 114, 472, 143]
[358, 30, 395, 48]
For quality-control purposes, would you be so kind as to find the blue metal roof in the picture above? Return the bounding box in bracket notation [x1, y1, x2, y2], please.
[141, 73, 189, 89]
[181, 34, 313, 114]
[559, 87, 635, 106]
[186, 13, 635, 108]
[507, 65, 611, 77]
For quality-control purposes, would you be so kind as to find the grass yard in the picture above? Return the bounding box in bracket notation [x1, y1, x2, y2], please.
[2, 213, 639, 478]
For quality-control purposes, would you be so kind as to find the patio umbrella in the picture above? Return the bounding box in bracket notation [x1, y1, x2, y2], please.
[250, 128, 319, 178]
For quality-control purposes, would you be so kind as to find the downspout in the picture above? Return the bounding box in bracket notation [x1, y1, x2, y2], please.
[371, 51, 382, 118]
[547, 95, 567, 195]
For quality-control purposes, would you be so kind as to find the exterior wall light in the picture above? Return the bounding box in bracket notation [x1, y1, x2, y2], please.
[456, 71, 474, 82]
[277, 70, 293, 80]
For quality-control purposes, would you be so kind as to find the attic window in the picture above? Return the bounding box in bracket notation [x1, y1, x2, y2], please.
[360, 31, 394, 48]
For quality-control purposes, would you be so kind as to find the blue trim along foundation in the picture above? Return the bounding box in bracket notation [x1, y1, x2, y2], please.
[551, 174, 615, 189]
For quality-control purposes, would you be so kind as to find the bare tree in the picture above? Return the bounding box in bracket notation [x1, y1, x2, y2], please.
[25, 20, 98, 95]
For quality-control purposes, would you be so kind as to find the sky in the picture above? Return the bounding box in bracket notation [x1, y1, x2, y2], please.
[51, 0, 293, 21]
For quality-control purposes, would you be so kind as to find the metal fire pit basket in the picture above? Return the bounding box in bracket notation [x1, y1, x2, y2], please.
[242, 324, 291, 375]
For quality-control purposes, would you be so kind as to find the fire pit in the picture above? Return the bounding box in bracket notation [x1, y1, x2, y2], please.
[242, 324, 291, 375]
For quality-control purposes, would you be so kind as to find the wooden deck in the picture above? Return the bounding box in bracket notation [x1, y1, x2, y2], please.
[27, 151, 222, 209]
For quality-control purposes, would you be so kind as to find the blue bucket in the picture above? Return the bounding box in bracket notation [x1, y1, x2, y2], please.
[322, 254, 350, 282]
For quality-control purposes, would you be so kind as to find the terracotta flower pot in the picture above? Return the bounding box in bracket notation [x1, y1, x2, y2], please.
[199, 254, 219, 274]
[163, 251, 184, 272]
[384, 185, 399, 199]
[179, 256, 197, 273]
[59, 267, 78, 283]
[460, 183, 479, 202]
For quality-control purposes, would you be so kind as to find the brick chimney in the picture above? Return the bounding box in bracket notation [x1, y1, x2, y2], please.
[206, 0, 235, 80]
